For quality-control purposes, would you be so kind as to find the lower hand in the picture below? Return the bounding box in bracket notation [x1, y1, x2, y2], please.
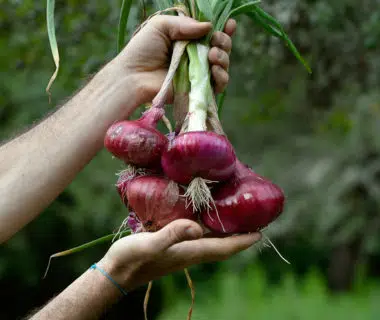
[98, 219, 261, 292]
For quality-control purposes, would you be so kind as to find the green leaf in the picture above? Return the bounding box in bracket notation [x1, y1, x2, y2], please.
[229, 1, 261, 17]
[251, 6, 312, 73]
[117, 0, 134, 53]
[195, 0, 213, 21]
[246, 11, 283, 38]
[155, 0, 174, 10]
[217, 90, 227, 116]
[46, 0, 59, 101]
[214, 0, 234, 33]
[43, 230, 131, 278]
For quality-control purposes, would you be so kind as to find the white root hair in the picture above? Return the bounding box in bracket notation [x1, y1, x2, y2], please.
[116, 165, 148, 181]
[184, 268, 195, 320]
[144, 281, 153, 320]
[112, 217, 130, 243]
[260, 232, 291, 265]
[184, 177, 226, 232]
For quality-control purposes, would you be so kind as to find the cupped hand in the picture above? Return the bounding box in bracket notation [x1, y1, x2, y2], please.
[113, 15, 236, 106]
[98, 219, 261, 292]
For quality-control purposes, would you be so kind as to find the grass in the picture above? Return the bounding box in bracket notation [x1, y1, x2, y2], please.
[158, 265, 380, 320]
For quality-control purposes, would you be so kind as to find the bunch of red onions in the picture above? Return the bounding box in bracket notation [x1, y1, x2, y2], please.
[104, 20, 285, 236]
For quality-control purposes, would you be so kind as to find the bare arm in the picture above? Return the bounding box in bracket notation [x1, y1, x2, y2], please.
[28, 264, 123, 320]
[0, 65, 141, 243]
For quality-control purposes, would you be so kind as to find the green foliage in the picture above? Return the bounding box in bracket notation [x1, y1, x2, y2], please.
[158, 265, 380, 320]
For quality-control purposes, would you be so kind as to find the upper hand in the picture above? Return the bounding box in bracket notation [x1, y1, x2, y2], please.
[111, 15, 236, 107]
[98, 219, 261, 292]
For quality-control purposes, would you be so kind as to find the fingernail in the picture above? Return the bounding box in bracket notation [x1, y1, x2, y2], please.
[186, 226, 201, 239]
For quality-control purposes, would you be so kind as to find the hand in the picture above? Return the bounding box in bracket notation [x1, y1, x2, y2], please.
[97, 219, 261, 291]
[110, 15, 236, 109]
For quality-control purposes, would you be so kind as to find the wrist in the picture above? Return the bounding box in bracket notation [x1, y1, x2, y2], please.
[85, 60, 143, 120]
[96, 256, 136, 292]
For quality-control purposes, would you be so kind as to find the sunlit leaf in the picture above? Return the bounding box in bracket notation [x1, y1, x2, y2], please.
[117, 0, 134, 53]
[195, 0, 213, 21]
[46, 0, 59, 101]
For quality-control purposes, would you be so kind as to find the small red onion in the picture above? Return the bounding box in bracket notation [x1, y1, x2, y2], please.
[125, 175, 197, 231]
[201, 160, 285, 234]
[104, 107, 168, 168]
[161, 131, 237, 185]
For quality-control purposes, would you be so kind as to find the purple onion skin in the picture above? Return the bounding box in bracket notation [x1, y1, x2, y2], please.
[104, 107, 168, 168]
[116, 167, 162, 206]
[161, 131, 237, 185]
[126, 175, 197, 232]
[127, 212, 142, 234]
[201, 160, 285, 234]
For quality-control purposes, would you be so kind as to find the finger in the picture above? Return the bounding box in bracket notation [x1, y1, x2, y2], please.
[224, 19, 237, 37]
[212, 65, 229, 94]
[164, 233, 262, 270]
[210, 31, 232, 54]
[150, 16, 212, 41]
[152, 219, 203, 251]
[209, 47, 230, 70]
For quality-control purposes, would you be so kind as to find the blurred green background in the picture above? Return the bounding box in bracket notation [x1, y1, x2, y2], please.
[1, 0, 380, 319]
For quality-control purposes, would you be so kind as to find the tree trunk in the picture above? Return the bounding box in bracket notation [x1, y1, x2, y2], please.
[327, 239, 361, 292]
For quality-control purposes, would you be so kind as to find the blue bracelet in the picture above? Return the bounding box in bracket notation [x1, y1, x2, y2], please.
[90, 263, 128, 296]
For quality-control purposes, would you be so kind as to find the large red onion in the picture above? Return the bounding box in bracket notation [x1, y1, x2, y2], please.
[201, 160, 285, 234]
[161, 131, 237, 185]
[104, 107, 168, 168]
[124, 175, 197, 231]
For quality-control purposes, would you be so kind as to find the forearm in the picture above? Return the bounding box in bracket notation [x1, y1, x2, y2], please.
[0, 62, 141, 243]
[28, 261, 125, 320]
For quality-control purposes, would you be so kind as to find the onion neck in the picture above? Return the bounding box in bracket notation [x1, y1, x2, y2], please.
[139, 107, 165, 127]
[234, 160, 254, 180]
[187, 43, 213, 132]
[173, 53, 190, 133]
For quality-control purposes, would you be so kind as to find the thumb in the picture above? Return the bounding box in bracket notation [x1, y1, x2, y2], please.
[153, 219, 203, 251]
[150, 16, 212, 41]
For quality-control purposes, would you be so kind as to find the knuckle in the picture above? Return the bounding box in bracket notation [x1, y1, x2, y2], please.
[221, 71, 229, 85]
[167, 225, 182, 243]
[223, 36, 232, 52]
[149, 15, 164, 26]
[211, 31, 222, 45]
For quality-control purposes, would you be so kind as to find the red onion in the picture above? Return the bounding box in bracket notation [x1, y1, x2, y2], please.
[161, 131, 237, 185]
[201, 160, 285, 234]
[124, 175, 197, 231]
[104, 107, 168, 168]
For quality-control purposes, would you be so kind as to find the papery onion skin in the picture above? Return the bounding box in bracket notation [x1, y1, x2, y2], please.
[116, 167, 161, 206]
[161, 131, 237, 185]
[125, 176, 197, 231]
[104, 107, 168, 168]
[201, 161, 285, 234]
